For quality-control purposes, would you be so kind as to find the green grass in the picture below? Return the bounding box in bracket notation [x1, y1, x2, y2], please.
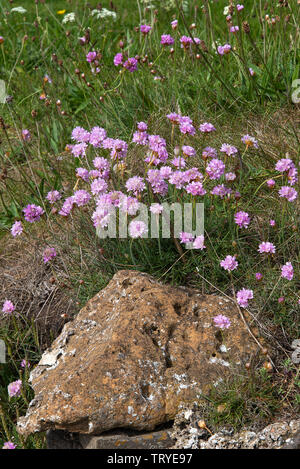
[0, 0, 299, 449]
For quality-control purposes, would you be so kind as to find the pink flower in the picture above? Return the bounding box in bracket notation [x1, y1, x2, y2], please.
[89, 127, 107, 147]
[199, 122, 216, 133]
[76, 167, 89, 182]
[8, 379, 22, 398]
[202, 147, 217, 159]
[43, 247, 57, 264]
[211, 184, 232, 198]
[171, 20, 178, 29]
[278, 186, 298, 202]
[193, 235, 206, 250]
[213, 314, 231, 329]
[86, 51, 97, 63]
[206, 159, 225, 180]
[275, 158, 294, 172]
[182, 145, 196, 157]
[123, 57, 138, 72]
[125, 176, 146, 196]
[269, 219, 276, 227]
[241, 134, 258, 148]
[22, 129, 31, 141]
[266, 179, 275, 188]
[150, 204, 163, 215]
[90, 179, 108, 196]
[71, 127, 90, 143]
[225, 172, 236, 181]
[11, 221, 23, 237]
[186, 181, 206, 196]
[120, 196, 140, 216]
[46, 190, 61, 204]
[114, 52, 123, 66]
[140, 24, 151, 34]
[23, 204, 44, 223]
[2, 441, 16, 449]
[171, 157, 186, 169]
[217, 44, 231, 55]
[255, 272, 263, 281]
[73, 190, 91, 206]
[220, 255, 238, 271]
[180, 35, 193, 48]
[71, 142, 88, 158]
[230, 26, 239, 33]
[234, 211, 250, 228]
[281, 262, 293, 281]
[161, 34, 174, 46]
[128, 220, 148, 238]
[59, 196, 75, 216]
[220, 143, 238, 156]
[2, 300, 15, 314]
[21, 359, 30, 369]
[258, 242, 276, 254]
[179, 232, 194, 244]
[236, 288, 253, 308]
[178, 116, 196, 136]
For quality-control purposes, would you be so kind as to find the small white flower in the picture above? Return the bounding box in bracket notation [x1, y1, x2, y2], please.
[11, 7, 27, 14]
[62, 12, 76, 24]
[91, 8, 117, 21]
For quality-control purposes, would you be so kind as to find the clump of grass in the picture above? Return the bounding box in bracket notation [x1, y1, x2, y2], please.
[206, 363, 298, 432]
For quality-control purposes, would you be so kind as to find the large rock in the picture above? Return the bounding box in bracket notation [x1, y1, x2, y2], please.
[17, 270, 261, 438]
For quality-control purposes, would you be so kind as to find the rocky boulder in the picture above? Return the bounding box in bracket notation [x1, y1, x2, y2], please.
[17, 270, 261, 438]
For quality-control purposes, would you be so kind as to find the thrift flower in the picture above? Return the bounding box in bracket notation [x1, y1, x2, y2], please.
[220, 255, 238, 271]
[73, 190, 91, 206]
[2, 441, 16, 449]
[22, 129, 31, 141]
[213, 315, 231, 329]
[43, 247, 57, 264]
[23, 204, 44, 223]
[150, 204, 163, 215]
[21, 359, 30, 369]
[206, 159, 225, 180]
[193, 235, 206, 250]
[161, 34, 174, 46]
[281, 262, 294, 281]
[2, 300, 15, 314]
[140, 25, 151, 34]
[46, 190, 61, 204]
[278, 186, 298, 202]
[236, 289, 253, 308]
[123, 57, 138, 72]
[220, 143, 238, 156]
[241, 134, 258, 148]
[199, 122, 216, 133]
[179, 232, 194, 244]
[258, 242, 276, 254]
[11, 221, 23, 237]
[234, 211, 250, 228]
[128, 220, 148, 238]
[8, 379, 22, 398]
[266, 179, 275, 188]
[114, 53, 123, 66]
